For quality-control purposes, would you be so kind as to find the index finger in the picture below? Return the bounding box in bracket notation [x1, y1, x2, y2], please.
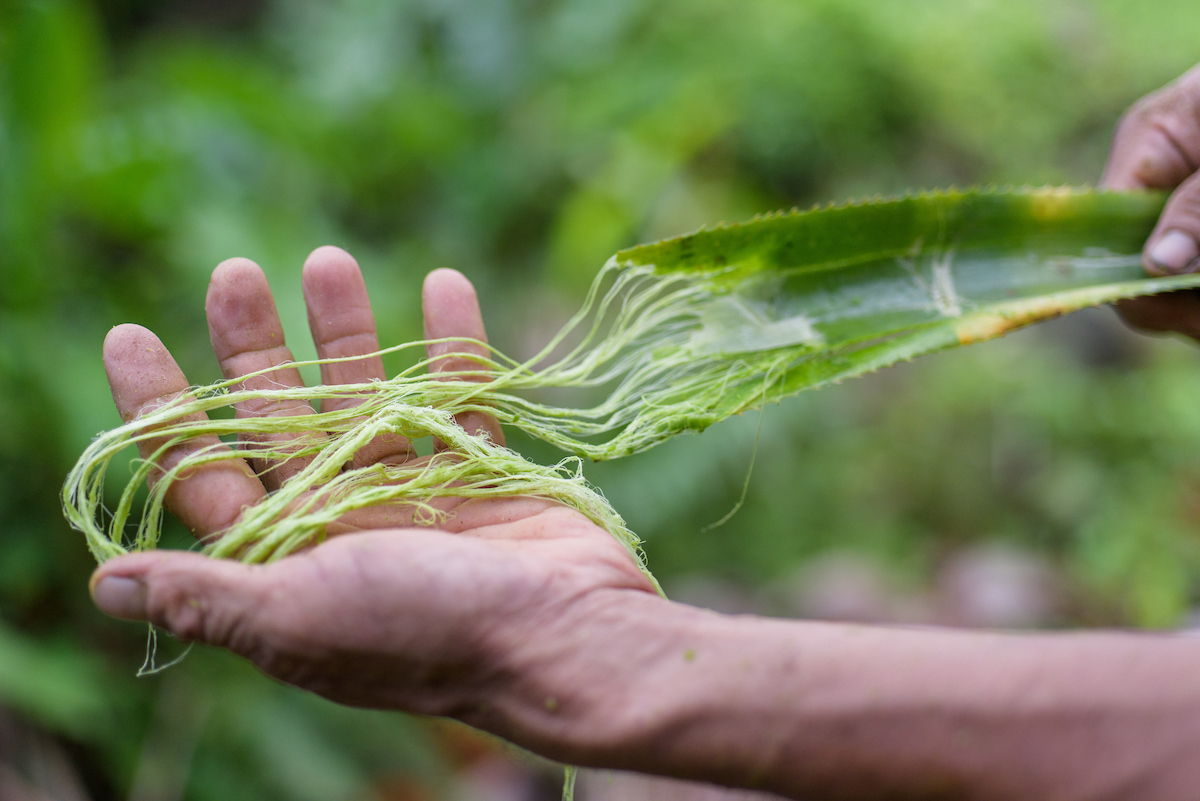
[104, 324, 266, 539]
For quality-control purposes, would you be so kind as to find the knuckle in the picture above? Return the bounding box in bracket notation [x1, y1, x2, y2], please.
[1164, 177, 1200, 225]
[349, 433, 414, 469]
[319, 330, 378, 359]
[149, 583, 212, 642]
[237, 395, 306, 417]
[1168, 199, 1200, 227]
[318, 395, 365, 414]
[1120, 88, 1175, 134]
[146, 566, 262, 650]
[1111, 98, 1200, 189]
[1136, 80, 1193, 121]
[1127, 136, 1190, 189]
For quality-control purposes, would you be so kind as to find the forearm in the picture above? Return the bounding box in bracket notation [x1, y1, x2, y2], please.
[470, 591, 1200, 800]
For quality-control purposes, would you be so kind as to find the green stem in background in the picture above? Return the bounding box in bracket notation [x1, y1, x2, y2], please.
[63, 187, 1200, 581]
[562, 766, 577, 801]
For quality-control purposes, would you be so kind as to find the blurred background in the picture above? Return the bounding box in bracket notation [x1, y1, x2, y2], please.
[3, 0, 1200, 798]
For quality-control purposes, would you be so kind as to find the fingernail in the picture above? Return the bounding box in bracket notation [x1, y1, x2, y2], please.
[1148, 230, 1200, 274]
[91, 576, 148, 620]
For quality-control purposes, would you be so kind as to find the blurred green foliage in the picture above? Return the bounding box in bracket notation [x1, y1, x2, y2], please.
[2, 0, 1200, 798]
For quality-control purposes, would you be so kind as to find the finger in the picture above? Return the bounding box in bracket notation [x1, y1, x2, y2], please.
[104, 324, 266, 538]
[1120, 165, 1200, 341]
[90, 551, 271, 655]
[1102, 64, 1200, 192]
[1115, 293, 1200, 341]
[206, 258, 317, 490]
[1140, 171, 1200, 276]
[302, 246, 414, 468]
[423, 269, 504, 448]
[1102, 65, 1200, 338]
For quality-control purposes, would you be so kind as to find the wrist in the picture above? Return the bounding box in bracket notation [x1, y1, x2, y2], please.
[459, 585, 696, 764]
[457, 581, 1200, 800]
[460, 583, 799, 793]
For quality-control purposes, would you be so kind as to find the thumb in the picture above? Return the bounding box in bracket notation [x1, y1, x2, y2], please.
[91, 552, 270, 651]
[1144, 170, 1200, 275]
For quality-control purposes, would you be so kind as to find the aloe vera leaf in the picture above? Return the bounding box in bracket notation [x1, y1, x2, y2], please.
[610, 187, 1200, 426]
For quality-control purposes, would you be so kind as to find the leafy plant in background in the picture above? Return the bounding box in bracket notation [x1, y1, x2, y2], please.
[7, 0, 1200, 798]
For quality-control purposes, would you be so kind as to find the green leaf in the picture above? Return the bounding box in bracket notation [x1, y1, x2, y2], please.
[612, 187, 1200, 427]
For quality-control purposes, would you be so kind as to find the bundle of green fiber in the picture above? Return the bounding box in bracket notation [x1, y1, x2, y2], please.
[63, 188, 1200, 589]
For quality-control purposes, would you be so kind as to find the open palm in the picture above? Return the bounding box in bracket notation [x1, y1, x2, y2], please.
[92, 246, 656, 725]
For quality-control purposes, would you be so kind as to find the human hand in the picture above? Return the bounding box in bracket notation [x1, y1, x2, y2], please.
[88, 247, 659, 748]
[85, 248, 1200, 799]
[1103, 64, 1200, 338]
